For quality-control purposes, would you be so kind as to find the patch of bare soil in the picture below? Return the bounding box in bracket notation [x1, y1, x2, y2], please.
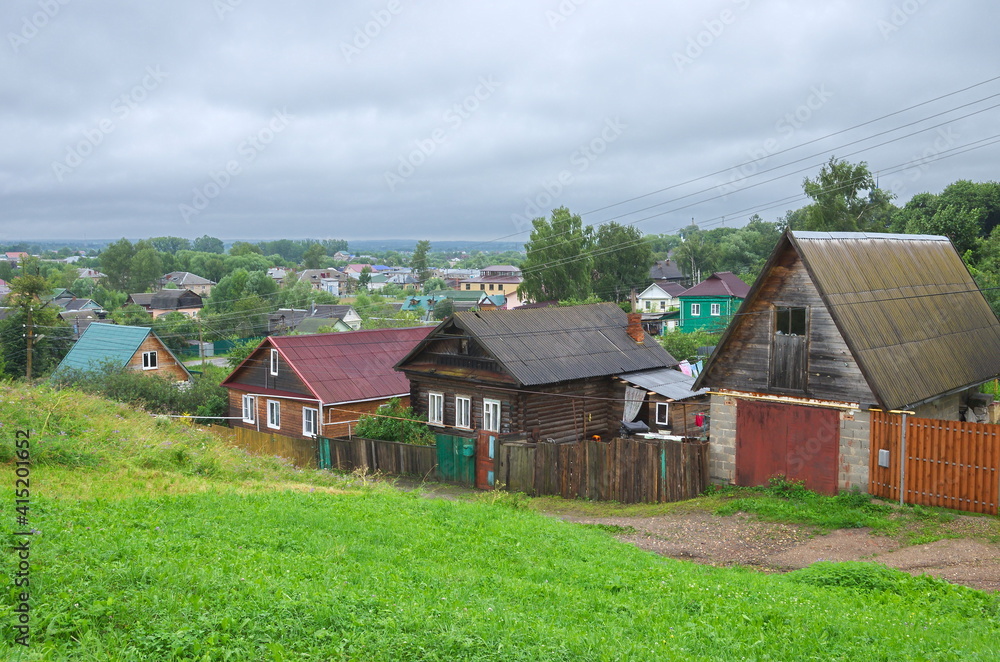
[562, 511, 1000, 592]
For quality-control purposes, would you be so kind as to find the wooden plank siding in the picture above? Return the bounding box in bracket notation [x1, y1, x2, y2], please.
[125, 335, 190, 381]
[231, 426, 318, 468]
[320, 436, 436, 478]
[705, 248, 876, 404]
[869, 410, 1000, 514]
[497, 437, 709, 504]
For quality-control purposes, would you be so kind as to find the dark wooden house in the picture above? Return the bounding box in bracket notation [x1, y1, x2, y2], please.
[395, 303, 677, 443]
[694, 231, 1000, 494]
[222, 326, 433, 440]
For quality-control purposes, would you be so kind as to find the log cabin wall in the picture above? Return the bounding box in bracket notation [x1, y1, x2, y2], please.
[706, 246, 876, 404]
[125, 335, 190, 381]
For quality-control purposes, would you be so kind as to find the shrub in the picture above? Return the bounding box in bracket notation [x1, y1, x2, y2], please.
[353, 398, 435, 446]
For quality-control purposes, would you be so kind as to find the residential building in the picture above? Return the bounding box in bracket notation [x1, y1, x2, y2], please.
[677, 272, 750, 332]
[637, 282, 687, 314]
[649, 259, 687, 286]
[222, 326, 434, 440]
[54, 323, 191, 381]
[458, 265, 522, 298]
[161, 271, 216, 296]
[148, 289, 204, 318]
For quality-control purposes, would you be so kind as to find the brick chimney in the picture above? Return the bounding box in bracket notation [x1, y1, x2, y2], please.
[626, 313, 644, 344]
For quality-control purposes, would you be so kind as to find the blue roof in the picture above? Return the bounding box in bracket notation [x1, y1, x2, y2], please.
[54, 323, 152, 374]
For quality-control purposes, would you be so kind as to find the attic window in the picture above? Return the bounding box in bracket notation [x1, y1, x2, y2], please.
[270, 349, 279, 376]
[142, 351, 157, 370]
[775, 307, 807, 336]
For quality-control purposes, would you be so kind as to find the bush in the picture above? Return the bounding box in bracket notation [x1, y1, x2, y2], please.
[353, 398, 434, 445]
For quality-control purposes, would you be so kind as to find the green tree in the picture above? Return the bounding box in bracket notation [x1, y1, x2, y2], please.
[150, 236, 192, 254]
[111, 304, 154, 327]
[229, 241, 263, 256]
[657, 329, 721, 364]
[432, 298, 454, 320]
[192, 235, 225, 254]
[591, 222, 653, 302]
[673, 226, 717, 281]
[207, 269, 278, 314]
[302, 243, 325, 269]
[0, 258, 73, 378]
[354, 398, 434, 445]
[411, 240, 431, 283]
[800, 157, 896, 232]
[422, 277, 447, 293]
[518, 207, 593, 303]
[939, 180, 1000, 236]
[358, 266, 372, 291]
[98, 238, 137, 292]
[130, 240, 163, 292]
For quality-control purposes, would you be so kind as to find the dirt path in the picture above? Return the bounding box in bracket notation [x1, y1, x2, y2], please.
[562, 510, 1000, 592]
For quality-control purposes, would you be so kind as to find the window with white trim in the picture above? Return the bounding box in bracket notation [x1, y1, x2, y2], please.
[483, 398, 501, 433]
[142, 351, 158, 370]
[267, 400, 280, 429]
[302, 407, 318, 438]
[270, 349, 279, 376]
[690, 303, 701, 316]
[428, 392, 444, 425]
[242, 394, 256, 423]
[710, 303, 721, 316]
[655, 402, 670, 427]
[455, 395, 471, 429]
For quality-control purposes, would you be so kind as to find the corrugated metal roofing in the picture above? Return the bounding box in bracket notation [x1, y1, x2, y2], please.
[55, 323, 151, 373]
[789, 231, 1000, 409]
[409, 303, 676, 386]
[680, 271, 751, 299]
[619, 368, 708, 401]
[261, 326, 434, 404]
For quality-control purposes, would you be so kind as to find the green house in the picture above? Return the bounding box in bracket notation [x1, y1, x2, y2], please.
[677, 272, 750, 332]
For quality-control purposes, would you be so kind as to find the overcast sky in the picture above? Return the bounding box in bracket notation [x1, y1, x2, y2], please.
[2, 1, 998, 245]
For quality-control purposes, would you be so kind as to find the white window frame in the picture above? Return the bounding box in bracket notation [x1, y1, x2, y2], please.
[659, 300, 666, 311]
[242, 394, 256, 424]
[267, 400, 280, 430]
[142, 351, 157, 370]
[455, 395, 472, 429]
[483, 398, 501, 433]
[269, 348, 279, 376]
[690, 303, 701, 317]
[302, 407, 318, 438]
[655, 402, 670, 427]
[710, 303, 721, 316]
[428, 392, 444, 426]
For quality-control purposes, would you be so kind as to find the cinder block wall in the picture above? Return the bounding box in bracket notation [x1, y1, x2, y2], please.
[838, 409, 870, 491]
[707, 394, 736, 485]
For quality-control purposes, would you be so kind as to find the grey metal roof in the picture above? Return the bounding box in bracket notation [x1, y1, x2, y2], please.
[788, 231, 1000, 409]
[418, 303, 677, 386]
[619, 367, 708, 401]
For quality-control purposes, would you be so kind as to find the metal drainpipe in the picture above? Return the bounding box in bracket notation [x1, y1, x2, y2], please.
[899, 412, 908, 506]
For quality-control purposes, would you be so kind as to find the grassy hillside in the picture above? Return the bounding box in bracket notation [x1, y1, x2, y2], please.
[2, 382, 1000, 660]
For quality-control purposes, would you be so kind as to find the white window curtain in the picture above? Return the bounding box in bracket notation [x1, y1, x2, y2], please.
[623, 386, 645, 422]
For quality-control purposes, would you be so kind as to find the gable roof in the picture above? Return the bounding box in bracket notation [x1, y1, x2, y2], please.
[224, 326, 434, 404]
[54, 323, 190, 379]
[681, 272, 750, 299]
[638, 282, 686, 300]
[695, 231, 1000, 410]
[650, 259, 685, 281]
[163, 271, 215, 286]
[398, 303, 677, 386]
[150, 289, 203, 309]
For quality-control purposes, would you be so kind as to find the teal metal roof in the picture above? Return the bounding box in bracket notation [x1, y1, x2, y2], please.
[55, 323, 151, 374]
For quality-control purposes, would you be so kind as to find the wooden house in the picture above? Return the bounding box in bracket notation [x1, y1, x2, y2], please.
[677, 272, 750, 332]
[649, 258, 687, 286]
[395, 304, 677, 443]
[694, 231, 1000, 495]
[161, 271, 216, 296]
[221, 326, 434, 440]
[53, 323, 191, 381]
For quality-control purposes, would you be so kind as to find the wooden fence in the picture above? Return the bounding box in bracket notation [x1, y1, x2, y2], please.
[319, 436, 437, 478]
[231, 427, 319, 468]
[869, 410, 1000, 515]
[497, 437, 709, 504]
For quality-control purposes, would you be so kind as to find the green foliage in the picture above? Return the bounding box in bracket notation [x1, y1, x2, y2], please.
[799, 157, 896, 232]
[519, 207, 594, 302]
[432, 297, 454, 320]
[97, 238, 163, 292]
[192, 234, 225, 254]
[422, 276, 447, 293]
[226, 336, 263, 370]
[411, 239, 431, 283]
[228, 240, 263, 256]
[592, 222, 653, 302]
[353, 397, 434, 445]
[110, 303, 153, 327]
[657, 329, 720, 363]
[149, 236, 192, 254]
[302, 242, 325, 268]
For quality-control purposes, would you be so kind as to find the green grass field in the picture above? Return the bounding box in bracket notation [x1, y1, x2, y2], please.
[3, 382, 1000, 660]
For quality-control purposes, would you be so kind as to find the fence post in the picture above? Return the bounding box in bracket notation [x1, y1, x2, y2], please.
[899, 412, 907, 506]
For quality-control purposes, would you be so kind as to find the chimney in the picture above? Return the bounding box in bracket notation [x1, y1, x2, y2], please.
[626, 313, 644, 344]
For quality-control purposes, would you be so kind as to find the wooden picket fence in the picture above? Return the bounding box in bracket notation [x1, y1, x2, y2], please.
[231, 426, 319, 468]
[319, 436, 437, 478]
[498, 437, 709, 504]
[869, 410, 1000, 514]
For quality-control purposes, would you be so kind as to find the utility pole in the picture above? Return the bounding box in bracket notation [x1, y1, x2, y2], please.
[25, 308, 33, 380]
[198, 315, 206, 369]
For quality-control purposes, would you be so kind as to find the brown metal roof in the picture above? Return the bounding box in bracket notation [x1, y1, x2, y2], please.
[680, 272, 751, 299]
[789, 231, 1000, 409]
[400, 303, 677, 386]
[227, 326, 433, 404]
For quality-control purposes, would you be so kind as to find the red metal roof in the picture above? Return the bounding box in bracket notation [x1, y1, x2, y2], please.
[680, 271, 750, 299]
[255, 326, 433, 404]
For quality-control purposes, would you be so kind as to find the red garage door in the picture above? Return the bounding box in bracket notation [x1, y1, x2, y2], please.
[736, 400, 840, 495]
